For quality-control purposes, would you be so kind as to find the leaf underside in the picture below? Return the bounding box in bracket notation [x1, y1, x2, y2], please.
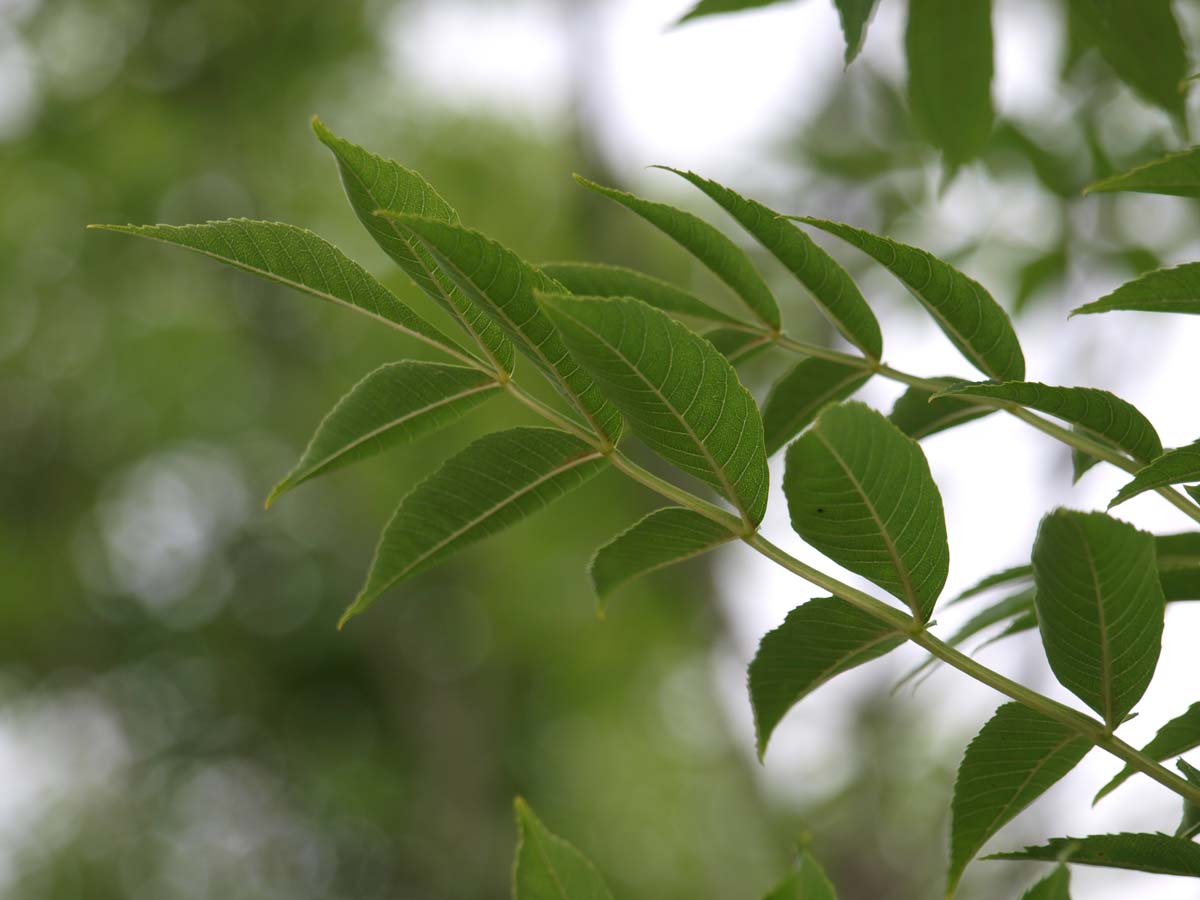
[1095, 701, 1200, 803]
[1085, 147, 1200, 199]
[1020, 866, 1072, 900]
[1110, 442, 1200, 509]
[986, 832, 1200, 877]
[1073, 262, 1200, 317]
[541, 261, 744, 326]
[889, 381, 996, 441]
[762, 358, 872, 456]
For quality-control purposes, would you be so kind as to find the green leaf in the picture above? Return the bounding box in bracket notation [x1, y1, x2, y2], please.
[589, 507, 735, 610]
[540, 261, 745, 326]
[905, 0, 994, 168]
[541, 294, 770, 527]
[1020, 866, 1071, 900]
[950, 564, 1033, 606]
[1177, 760, 1200, 840]
[796, 219, 1025, 381]
[1068, 0, 1188, 123]
[675, 0, 788, 26]
[312, 118, 515, 373]
[937, 381, 1162, 464]
[1031, 509, 1165, 727]
[783, 402, 950, 621]
[1156, 532, 1200, 601]
[90, 219, 473, 363]
[987, 833, 1200, 877]
[947, 703, 1092, 895]
[1094, 702, 1200, 803]
[658, 168, 882, 358]
[267, 361, 500, 507]
[380, 215, 623, 442]
[833, 0, 880, 65]
[889, 382, 996, 441]
[1072, 433, 1103, 483]
[1110, 442, 1200, 509]
[762, 358, 872, 456]
[749, 596, 905, 757]
[705, 327, 775, 365]
[762, 851, 839, 900]
[344, 427, 607, 626]
[575, 176, 781, 330]
[512, 798, 615, 900]
[1084, 147, 1200, 199]
[1072, 263, 1200, 317]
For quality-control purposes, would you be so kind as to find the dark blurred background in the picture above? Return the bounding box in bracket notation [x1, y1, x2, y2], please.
[2, 1, 1198, 898]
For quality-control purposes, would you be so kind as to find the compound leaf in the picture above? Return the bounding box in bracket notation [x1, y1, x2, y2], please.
[1110, 442, 1200, 508]
[1072, 263, 1200, 317]
[1085, 147, 1200, 198]
[1094, 702, 1200, 803]
[540, 261, 744, 326]
[513, 798, 615, 900]
[783, 402, 950, 621]
[986, 833, 1200, 877]
[762, 358, 872, 456]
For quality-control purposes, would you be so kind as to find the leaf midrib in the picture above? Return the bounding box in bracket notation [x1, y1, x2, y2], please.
[1073, 518, 1115, 725]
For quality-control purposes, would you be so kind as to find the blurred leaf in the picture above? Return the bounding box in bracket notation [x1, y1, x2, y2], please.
[313, 118, 516, 373]
[344, 427, 608, 626]
[589, 507, 735, 610]
[382, 214, 623, 442]
[1176, 760, 1200, 839]
[987, 833, 1200, 876]
[796, 219, 1025, 380]
[541, 294, 770, 526]
[1095, 702, 1200, 803]
[1031, 509, 1164, 727]
[268, 361, 500, 506]
[762, 850, 839, 899]
[675, 0, 790, 26]
[1020, 866, 1072, 900]
[659, 168, 882, 358]
[513, 798, 616, 900]
[1014, 248, 1069, 314]
[783, 402, 949, 621]
[705, 327, 776, 365]
[950, 564, 1033, 606]
[749, 596, 905, 757]
[995, 123, 1081, 198]
[889, 382, 996, 440]
[906, 0, 994, 168]
[1084, 147, 1200, 198]
[541, 261, 745, 325]
[1073, 263, 1200, 316]
[576, 176, 781, 329]
[762, 358, 872, 455]
[947, 703, 1092, 896]
[833, 0, 880, 65]
[1110, 442, 1200, 508]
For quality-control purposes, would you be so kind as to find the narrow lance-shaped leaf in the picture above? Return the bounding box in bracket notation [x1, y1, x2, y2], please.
[1110, 442, 1200, 508]
[541, 294, 771, 527]
[950, 564, 1033, 606]
[1020, 866, 1071, 900]
[589, 507, 736, 611]
[890, 381, 996, 441]
[986, 833, 1200, 877]
[512, 798, 615, 900]
[938, 381, 1163, 464]
[906, 0, 994, 169]
[344, 427, 608, 626]
[834, 0, 881, 65]
[1095, 702, 1200, 803]
[762, 358, 872, 456]
[947, 703, 1092, 896]
[267, 361, 500, 506]
[795, 219, 1025, 381]
[674, 0, 788, 26]
[1177, 760, 1200, 840]
[762, 851, 839, 900]
[312, 118, 515, 372]
[1032, 509, 1165, 728]
[659, 167, 882, 358]
[575, 175, 781, 330]
[1085, 147, 1200, 199]
[783, 402, 950, 621]
[90, 219, 473, 363]
[382, 215, 623, 442]
[1072, 263, 1200, 317]
[749, 597, 905, 757]
[541, 261, 745, 325]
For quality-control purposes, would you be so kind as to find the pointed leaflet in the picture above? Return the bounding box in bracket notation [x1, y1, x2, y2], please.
[1177, 760, 1200, 839]
[1072, 263, 1200, 317]
[762, 852, 839, 900]
[890, 382, 996, 441]
[950, 564, 1033, 606]
[1031, 509, 1165, 728]
[675, 0, 787, 26]
[541, 294, 770, 527]
[1155, 532, 1200, 602]
[783, 403, 950, 621]
[91, 220, 473, 363]
[796, 219, 1025, 381]
[512, 798, 615, 900]
[575, 176, 781, 330]
[938, 381, 1162, 464]
[344, 427, 607, 626]
[1069, 0, 1187, 124]
[268, 362, 500, 506]
[312, 118, 515, 372]
[834, 0, 880, 65]
[749, 597, 905, 757]
[382, 215, 623, 442]
[1110, 442, 1200, 508]
[947, 703, 1092, 896]
[540, 261, 744, 326]
[706, 327, 775, 366]
[906, 0, 994, 168]
[987, 833, 1200, 877]
[1085, 147, 1200, 199]
[762, 358, 872, 456]
[1020, 866, 1071, 900]
[1095, 702, 1200, 803]
[660, 168, 882, 358]
[589, 507, 736, 609]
